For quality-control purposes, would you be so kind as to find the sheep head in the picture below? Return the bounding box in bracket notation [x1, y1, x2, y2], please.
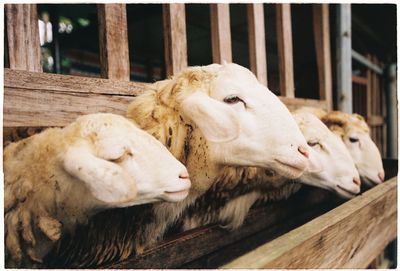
[128, 63, 312, 184]
[321, 111, 384, 186]
[293, 112, 361, 198]
[63, 113, 191, 206]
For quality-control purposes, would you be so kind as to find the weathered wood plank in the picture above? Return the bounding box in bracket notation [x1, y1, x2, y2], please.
[352, 75, 368, 85]
[313, 4, 332, 110]
[103, 187, 342, 269]
[4, 88, 133, 127]
[4, 69, 146, 96]
[276, 4, 294, 97]
[224, 177, 397, 269]
[279, 97, 328, 111]
[247, 4, 267, 86]
[163, 4, 188, 76]
[97, 4, 130, 81]
[5, 4, 42, 72]
[210, 4, 232, 63]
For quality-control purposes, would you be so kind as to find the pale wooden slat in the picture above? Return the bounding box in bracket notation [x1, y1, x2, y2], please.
[312, 4, 333, 110]
[4, 88, 133, 127]
[4, 69, 146, 96]
[247, 4, 267, 86]
[210, 4, 232, 63]
[279, 97, 328, 112]
[162, 4, 188, 76]
[276, 4, 294, 97]
[224, 177, 397, 268]
[97, 4, 130, 81]
[5, 4, 42, 72]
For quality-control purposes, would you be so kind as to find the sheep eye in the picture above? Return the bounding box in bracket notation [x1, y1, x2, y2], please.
[307, 141, 319, 147]
[108, 150, 133, 163]
[223, 95, 245, 105]
[349, 137, 359, 143]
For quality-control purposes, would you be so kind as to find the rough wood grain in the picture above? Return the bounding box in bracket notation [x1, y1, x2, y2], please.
[279, 97, 328, 111]
[102, 187, 342, 269]
[97, 4, 130, 81]
[5, 4, 42, 72]
[313, 4, 333, 110]
[4, 69, 146, 96]
[4, 88, 133, 127]
[210, 4, 232, 63]
[163, 4, 188, 76]
[276, 4, 294, 97]
[247, 4, 267, 86]
[224, 177, 397, 269]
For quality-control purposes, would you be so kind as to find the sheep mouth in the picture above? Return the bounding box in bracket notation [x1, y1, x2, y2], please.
[361, 176, 382, 186]
[336, 185, 358, 197]
[164, 189, 190, 196]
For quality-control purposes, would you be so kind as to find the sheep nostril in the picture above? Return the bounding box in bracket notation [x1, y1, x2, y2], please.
[378, 171, 385, 182]
[298, 145, 309, 159]
[353, 176, 361, 186]
[179, 171, 190, 180]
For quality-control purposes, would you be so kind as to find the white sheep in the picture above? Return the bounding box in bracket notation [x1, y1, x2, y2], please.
[181, 112, 361, 231]
[46, 63, 314, 267]
[294, 106, 385, 186]
[4, 113, 190, 268]
[320, 111, 385, 186]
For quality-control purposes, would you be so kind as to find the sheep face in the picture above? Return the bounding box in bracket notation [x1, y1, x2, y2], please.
[321, 112, 385, 186]
[293, 113, 361, 198]
[180, 63, 310, 179]
[64, 114, 191, 207]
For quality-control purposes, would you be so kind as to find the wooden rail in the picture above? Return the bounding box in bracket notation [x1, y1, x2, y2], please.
[210, 4, 232, 63]
[224, 177, 397, 268]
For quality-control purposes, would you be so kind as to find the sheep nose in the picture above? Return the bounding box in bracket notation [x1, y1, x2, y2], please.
[378, 171, 385, 182]
[353, 176, 361, 186]
[179, 171, 190, 180]
[298, 145, 309, 159]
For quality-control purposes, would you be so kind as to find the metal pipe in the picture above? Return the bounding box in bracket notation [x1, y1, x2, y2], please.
[386, 63, 397, 158]
[352, 50, 383, 74]
[336, 4, 352, 113]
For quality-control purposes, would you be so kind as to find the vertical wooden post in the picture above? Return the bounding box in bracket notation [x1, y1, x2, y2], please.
[313, 4, 333, 110]
[163, 4, 188, 77]
[97, 4, 130, 81]
[5, 4, 42, 72]
[276, 4, 294, 97]
[210, 4, 232, 63]
[247, 4, 268, 86]
[336, 4, 352, 113]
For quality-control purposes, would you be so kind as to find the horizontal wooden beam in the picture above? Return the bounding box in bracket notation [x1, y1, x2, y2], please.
[4, 69, 146, 127]
[367, 115, 385, 127]
[279, 97, 329, 111]
[224, 177, 397, 268]
[103, 187, 341, 268]
[352, 75, 368, 85]
[352, 50, 383, 74]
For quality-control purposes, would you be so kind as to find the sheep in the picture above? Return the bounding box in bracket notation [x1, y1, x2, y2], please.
[180, 112, 361, 231]
[320, 111, 385, 186]
[295, 106, 385, 186]
[45, 63, 314, 267]
[4, 113, 191, 268]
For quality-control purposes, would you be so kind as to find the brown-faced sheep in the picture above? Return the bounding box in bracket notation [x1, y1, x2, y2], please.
[4, 113, 190, 268]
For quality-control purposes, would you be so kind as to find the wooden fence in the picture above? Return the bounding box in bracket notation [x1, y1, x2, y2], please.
[3, 3, 397, 268]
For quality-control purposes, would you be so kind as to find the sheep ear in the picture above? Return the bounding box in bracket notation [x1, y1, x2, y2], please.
[181, 91, 240, 143]
[63, 146, 137, 205]
[306, 147, 323, 173]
